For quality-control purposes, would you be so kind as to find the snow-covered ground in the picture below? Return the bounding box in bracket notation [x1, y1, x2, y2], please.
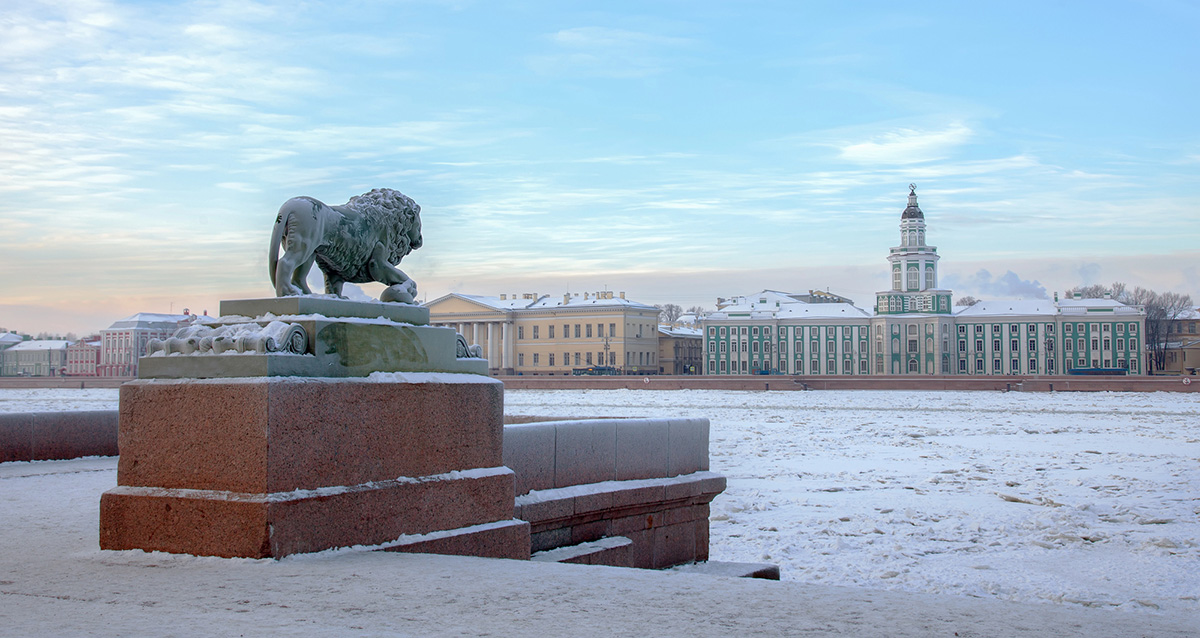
[4, 387, 1198, 619]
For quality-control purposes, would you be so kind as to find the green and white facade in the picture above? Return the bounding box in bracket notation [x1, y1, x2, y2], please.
[702, 188, 1147, 376]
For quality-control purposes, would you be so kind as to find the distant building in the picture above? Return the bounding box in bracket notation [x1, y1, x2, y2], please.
[1, 340, 69, 377]
[425, 291, 661, 375]
[97, 312, 197, 377]
[702, 187, 1148, 376]
[0, 332, 23, 352]
[65, 338, 102, 377]
[658, 325, 703, 375]
[1162, 308, 1200, 375]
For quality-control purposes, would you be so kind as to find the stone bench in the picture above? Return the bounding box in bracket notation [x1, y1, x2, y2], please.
[503, 418, 724, 569]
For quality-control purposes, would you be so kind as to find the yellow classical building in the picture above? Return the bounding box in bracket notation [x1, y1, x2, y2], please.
[424, 291, 662, 375]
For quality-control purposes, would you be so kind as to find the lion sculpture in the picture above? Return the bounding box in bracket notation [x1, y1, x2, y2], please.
[269, 188, 423, 303]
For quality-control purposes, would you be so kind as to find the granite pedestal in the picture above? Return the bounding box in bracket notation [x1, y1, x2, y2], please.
[99, 298, 527, 559]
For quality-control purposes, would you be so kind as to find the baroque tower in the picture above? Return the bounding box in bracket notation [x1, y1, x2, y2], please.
[875, 185, 952, 315]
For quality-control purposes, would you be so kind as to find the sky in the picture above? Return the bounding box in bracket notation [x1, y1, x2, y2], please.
[1, 0, 1198, 336]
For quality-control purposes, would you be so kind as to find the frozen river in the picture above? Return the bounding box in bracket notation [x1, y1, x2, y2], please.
[4, 386, 1197, 616]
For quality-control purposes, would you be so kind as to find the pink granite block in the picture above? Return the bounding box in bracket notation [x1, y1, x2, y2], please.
[614, 419, 669, 480]
[518, 495, 574, 525]
[31, 411, 119, 461]
[266, 378, 504, 491]
[663, 476, 702, 502]
[569, 519, 610, 545]
[116, 378, 504, 493]
[502, 422, 556, 495]
[530, 527, 572, 553]
[117, 380, 270, 493]
[653, 521, 697, 568]
[694, 519, 710, 562]
[378, 520, 530, 561]
[552, 420, 616, 488]
[0, 414, 32, 463]
[611, 512, 658, 536]
[573, 489, 613, 516]
[667, 418, 709, 477]
[101, 469, 516, 558]
[99, 489, 273, 558]
[663, 504, 707, 527]
[267, 470, 516, 555]
[609, 483, 665, 510]
[623, 529, 655, 569]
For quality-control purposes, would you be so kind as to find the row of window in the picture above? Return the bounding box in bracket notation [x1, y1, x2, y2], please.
[711, 358, 869, 375]
[518, 323, 620, 340]
[516, 351, 656, 367]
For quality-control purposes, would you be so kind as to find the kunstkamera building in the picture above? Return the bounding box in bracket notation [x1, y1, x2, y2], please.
[702, 187, 1147, 377]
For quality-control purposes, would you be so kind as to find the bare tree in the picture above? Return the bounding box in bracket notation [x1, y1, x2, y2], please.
[656, 303, 683, 324]
[1065, 282, 1129, 303]
[686, 305, 707, 316]
[1133, 288, 1194, 373]
[955, 296, 980, 307]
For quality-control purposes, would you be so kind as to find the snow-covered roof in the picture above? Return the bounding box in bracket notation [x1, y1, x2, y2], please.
[956, 300, 1059, 317]
[436, 293, 533, 311]
[105, 313, 195, 331]
[0, 332, 23, 346]
[777, 303, 871, 319]
[527, 294, 656, 311]
[433, 292, 656, 312]
[5, 340, 70, 351]
[659, 325, 702, 338]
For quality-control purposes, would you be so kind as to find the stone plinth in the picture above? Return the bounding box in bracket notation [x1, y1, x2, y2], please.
[100, 374, 529, 559]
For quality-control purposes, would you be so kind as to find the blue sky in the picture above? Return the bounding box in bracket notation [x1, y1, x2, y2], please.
[2, 0, 1198, 335]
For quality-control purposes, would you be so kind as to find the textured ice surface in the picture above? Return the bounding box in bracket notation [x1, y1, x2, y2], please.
[505, 389, 1200, 615]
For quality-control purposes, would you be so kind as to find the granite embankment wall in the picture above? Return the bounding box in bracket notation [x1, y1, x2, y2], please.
[504, 418, 722, 568]
[0, 377, 129, 389]
[500, 374, 1200, 393]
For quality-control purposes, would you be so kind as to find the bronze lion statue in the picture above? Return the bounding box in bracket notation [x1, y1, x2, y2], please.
[269, 188, 422, 303]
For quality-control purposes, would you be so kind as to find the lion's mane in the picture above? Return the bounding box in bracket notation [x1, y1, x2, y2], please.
[314, 188, 422, 285]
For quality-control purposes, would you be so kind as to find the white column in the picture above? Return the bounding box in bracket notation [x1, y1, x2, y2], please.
[486, 323, 496, 369]
[501, 322, 512, 370]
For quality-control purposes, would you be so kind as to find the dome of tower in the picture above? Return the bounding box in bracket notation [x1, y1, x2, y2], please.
[901, 184, 924, 219]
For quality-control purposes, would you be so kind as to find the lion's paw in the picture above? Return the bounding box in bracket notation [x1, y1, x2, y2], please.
[380, 281, 417, 304]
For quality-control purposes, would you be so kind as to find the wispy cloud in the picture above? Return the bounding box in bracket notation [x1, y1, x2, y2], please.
[837, 122, 974, 165]
[528, 26, 694, 78]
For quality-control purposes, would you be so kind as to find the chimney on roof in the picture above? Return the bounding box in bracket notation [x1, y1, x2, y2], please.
[500, 294, 506, 300]
[1104, 291, 1112, 300]
[564, 293, 571, 304]
[1053, 292, 1058, 302]
[1073, 291, 1082, 300]
[584, 292, 589, 300]
[619, 292, 625, 299]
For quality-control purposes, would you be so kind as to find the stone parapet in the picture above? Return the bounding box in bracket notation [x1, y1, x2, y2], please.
[502, 417, 710, 496]
[0, 411, 118, 463]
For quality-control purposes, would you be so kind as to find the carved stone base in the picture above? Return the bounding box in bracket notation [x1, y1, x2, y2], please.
[139, 296, 487, 379]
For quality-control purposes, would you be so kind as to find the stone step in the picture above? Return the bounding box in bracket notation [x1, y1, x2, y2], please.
[530, 536, 633, 567]
[669, 561, 781, 580]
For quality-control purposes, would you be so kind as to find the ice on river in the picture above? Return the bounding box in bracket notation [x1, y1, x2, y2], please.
[505, 389, 1200, 615]
[5, 386, 1198, 616]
